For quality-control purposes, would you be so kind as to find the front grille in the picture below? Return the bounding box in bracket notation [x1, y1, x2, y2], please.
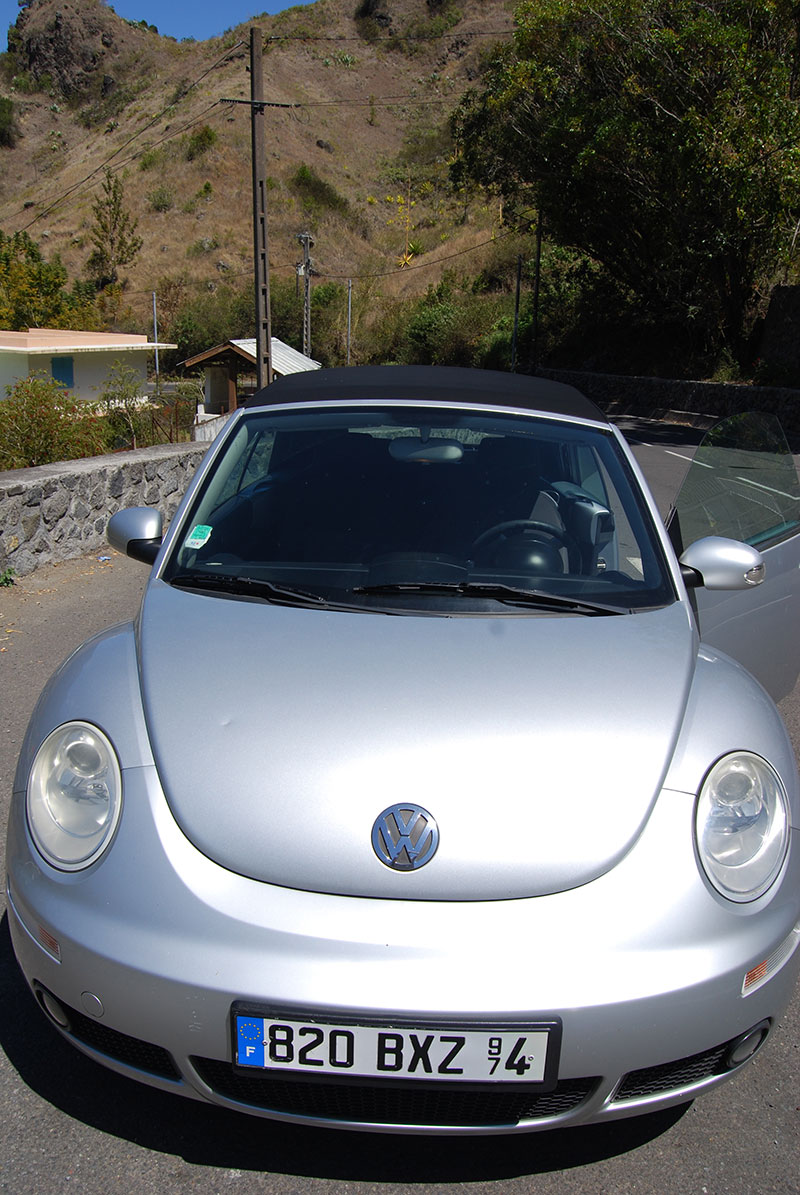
[191, 1058, 597, 1126]
[46, 996, 181, 1081]
[614, 1042, 729, 1101]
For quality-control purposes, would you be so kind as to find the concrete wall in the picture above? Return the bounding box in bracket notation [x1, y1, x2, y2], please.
[0, 349, 151, 403]
[0, 442, 207, 578]
[69, 350, 149, 402]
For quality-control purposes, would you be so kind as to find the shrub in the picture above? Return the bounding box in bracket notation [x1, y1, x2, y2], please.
[0, 96, 17, 147]
[186, 124, 217, 161]
[147, 185, 174, 212]
[0, 372, 107, 469]
[139, 146, 166, 171]
[291, 164, 349, 216]
[100, 361, 151, 451]
[186, 236, 219, 257]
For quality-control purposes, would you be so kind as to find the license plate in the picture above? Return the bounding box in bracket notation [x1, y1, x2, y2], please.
[233, 1010, 558, 1084]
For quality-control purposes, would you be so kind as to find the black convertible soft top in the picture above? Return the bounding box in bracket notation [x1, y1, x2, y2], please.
[245, 365, 608, 424]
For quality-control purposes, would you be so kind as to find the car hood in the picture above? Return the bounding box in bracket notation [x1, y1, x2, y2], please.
[139, 581, 695, 900]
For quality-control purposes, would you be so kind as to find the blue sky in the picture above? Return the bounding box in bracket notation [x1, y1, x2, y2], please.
[2, 2, 315, 45]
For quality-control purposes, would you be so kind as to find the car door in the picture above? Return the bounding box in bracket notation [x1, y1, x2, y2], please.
[667, 411, 800, 701]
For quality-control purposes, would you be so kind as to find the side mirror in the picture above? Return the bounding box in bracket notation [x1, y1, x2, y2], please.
[107, 507, 163, 565]
[679, 535, 765, 590]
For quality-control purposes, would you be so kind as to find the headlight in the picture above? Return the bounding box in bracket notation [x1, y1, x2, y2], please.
[695, 753, 789, 902]
[27, 722, 122, 871]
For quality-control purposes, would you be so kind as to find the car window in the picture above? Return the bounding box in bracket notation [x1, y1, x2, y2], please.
[164, 405, 675, 613]
[670, 411, 800, 550]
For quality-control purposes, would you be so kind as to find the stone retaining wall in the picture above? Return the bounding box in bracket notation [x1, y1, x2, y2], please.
[539, 368, 800, 441]
[0, 442, 208, 578]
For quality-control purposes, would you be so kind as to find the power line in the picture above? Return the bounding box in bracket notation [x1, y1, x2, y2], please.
[263, 30, 510, 43]
[122, 226, 525, 297]
[14, 42, 246, 230]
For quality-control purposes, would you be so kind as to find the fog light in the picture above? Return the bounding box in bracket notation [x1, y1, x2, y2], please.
[37, 987, 70, 1030]
[724, 1021, 770, 1068]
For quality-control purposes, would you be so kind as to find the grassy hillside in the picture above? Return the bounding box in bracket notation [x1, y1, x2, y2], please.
[0, 0, 516, 341]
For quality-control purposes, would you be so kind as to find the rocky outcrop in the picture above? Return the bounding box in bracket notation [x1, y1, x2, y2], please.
[14, 0, 119, 98]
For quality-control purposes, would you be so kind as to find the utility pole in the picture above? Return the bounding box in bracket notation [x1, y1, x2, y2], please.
[152, 291, 160, 391]
[347, 278, 352, 366]
[250, 27, 272, 388]
[297, 231, 315, 359]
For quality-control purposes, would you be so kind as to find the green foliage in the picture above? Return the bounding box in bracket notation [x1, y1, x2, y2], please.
[389, 0, 462, 53]
[324, 51, 358, 68]
[0, 96, 16, 147]
[0, 372, 107, 469]
[166, 284, 255, 365]
[0, 567, 15, 587]
[452, 0, 800, 365]
[77, 81, 139, 130]
[86, 168, 143, 289]
[138, 146, 167, 171]
[9, 71, 38, 94]
[290, 163, 350, 218]
[186, 124, 217, 161]
[269, 276, 303, 352]
[0, 230, 99, 330]
[186, 235, 219, 257]
[147, 185, 174, 212]
[182, 180, 213, 213]
[151, 376, 201, 443]
[100, 361, 151, 451]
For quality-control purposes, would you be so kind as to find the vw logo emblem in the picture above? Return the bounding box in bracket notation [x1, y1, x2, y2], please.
[372, 804, 439, 871]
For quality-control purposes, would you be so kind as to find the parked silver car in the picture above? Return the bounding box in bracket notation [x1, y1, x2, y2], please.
[6, 366, 800, 1134]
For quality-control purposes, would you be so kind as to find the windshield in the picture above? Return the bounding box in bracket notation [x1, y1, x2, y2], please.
[162, 404, 674, 614]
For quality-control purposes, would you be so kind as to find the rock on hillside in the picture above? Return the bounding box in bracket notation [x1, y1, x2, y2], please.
[14, 0, 125, 98]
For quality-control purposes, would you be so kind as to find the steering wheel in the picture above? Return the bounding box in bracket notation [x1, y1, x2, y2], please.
[471, 520, 577, 567]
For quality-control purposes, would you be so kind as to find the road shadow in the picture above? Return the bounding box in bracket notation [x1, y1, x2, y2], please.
[0, 915, 689, 1181]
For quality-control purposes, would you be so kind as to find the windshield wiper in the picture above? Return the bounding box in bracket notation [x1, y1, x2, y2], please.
[353, 580, 630, 615]
[169, 572, 328, 608]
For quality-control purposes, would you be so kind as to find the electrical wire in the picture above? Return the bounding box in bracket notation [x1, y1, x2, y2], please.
[14, 41, 246, 230]
[262, 30, 510, 43]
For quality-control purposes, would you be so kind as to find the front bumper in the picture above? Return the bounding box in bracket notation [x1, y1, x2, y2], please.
[7, 765, 800, 1135]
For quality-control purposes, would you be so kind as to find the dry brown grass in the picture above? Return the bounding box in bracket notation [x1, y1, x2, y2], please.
[0, 0, 515, 331]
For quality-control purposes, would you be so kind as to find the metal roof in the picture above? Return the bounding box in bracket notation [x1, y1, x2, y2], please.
[231, 338, 321, 375]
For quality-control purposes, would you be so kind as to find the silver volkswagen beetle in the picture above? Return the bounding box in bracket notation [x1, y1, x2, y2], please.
[6, 365, 800, 1134]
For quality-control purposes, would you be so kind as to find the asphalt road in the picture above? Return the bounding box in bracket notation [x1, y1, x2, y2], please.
[0, 420, 797, 1195]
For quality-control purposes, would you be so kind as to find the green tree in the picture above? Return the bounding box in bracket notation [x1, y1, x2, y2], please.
[0, 230, 99, 330]
[100, 360, 150, 451]
[0, 371, 106, 469]
[167, 283, 255, 365]
[86, 168, 143, 289]
[452, 0, 800, 364]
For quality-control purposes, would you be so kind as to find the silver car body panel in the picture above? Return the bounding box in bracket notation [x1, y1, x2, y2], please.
[138, 583, 695, 899]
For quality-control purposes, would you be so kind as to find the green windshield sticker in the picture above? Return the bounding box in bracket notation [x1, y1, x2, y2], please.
[186, 524, 212, 549]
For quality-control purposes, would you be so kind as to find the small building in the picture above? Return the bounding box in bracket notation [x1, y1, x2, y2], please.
[0, 328, 176, 401]
[183, 337, 321, 415]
